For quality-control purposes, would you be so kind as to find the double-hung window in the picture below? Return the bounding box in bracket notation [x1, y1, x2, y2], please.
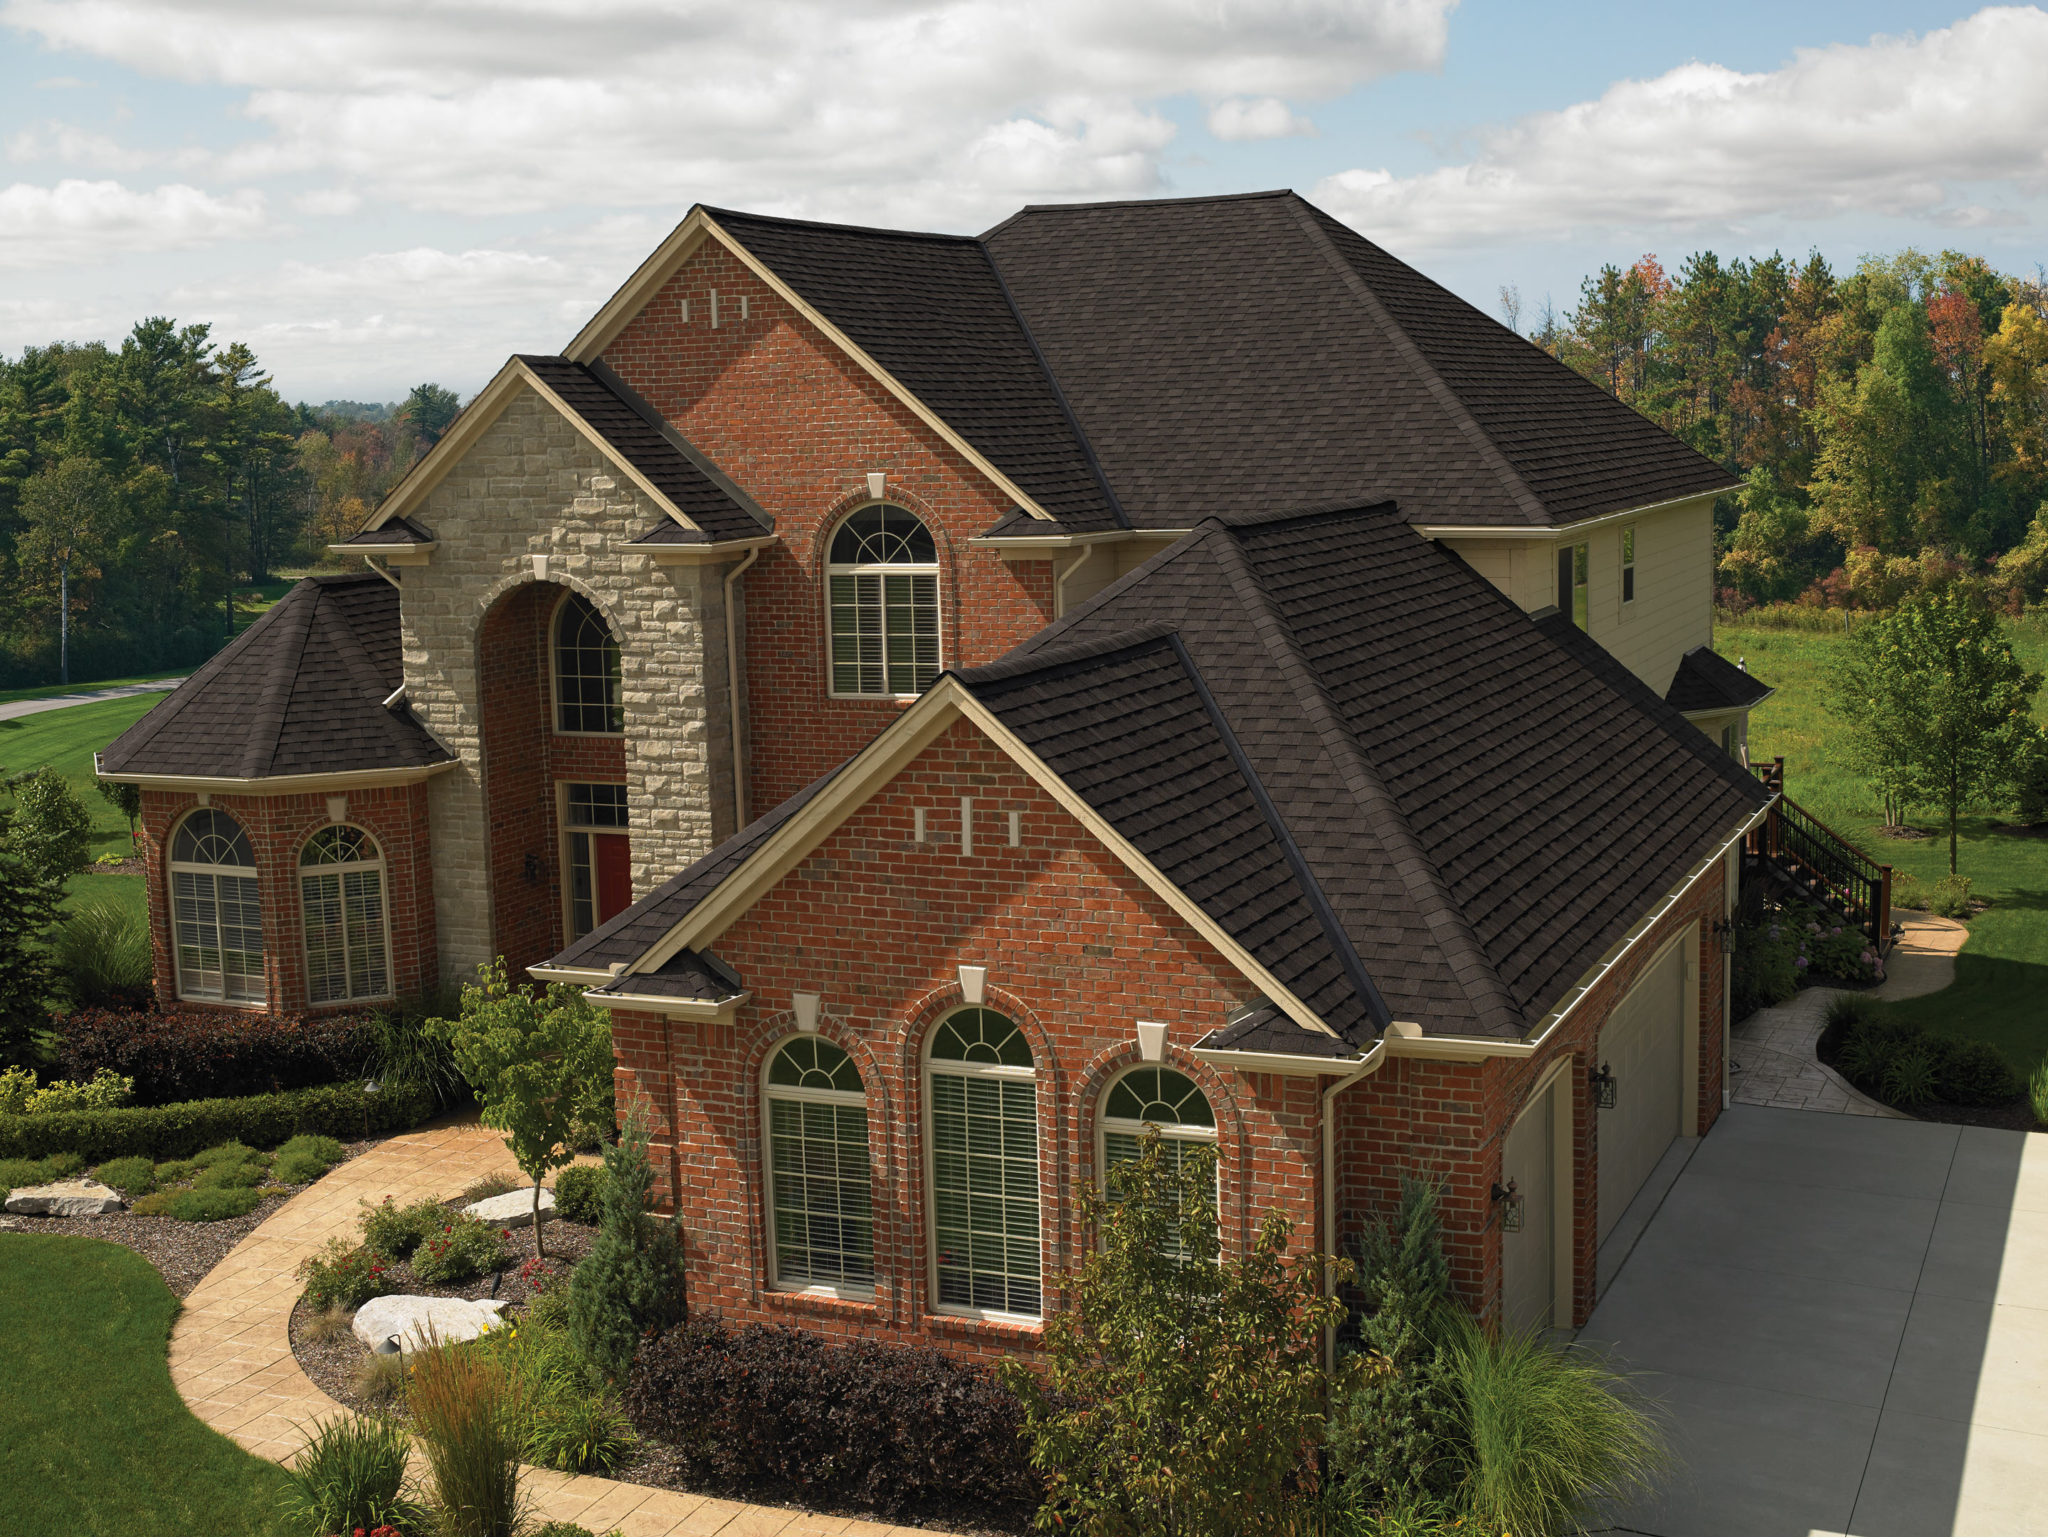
[764, 1036, 875, 1293]
[1620, 526, 1637, 605]
[827, 505, 940, 697]
[169, 809, 265, 1004]
[300, 825, 391, 1004]
[1099, 1065, 1218, 1259]
[1557, 542, 1590, 630]
[925, 1008, 1040, 1317]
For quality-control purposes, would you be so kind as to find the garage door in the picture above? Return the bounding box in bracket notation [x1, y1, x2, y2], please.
[1596, 940, 1685, 1243]
[1502, 1082, 1557, 1334]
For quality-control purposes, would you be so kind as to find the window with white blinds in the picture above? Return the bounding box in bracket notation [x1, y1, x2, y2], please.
[764, 1036, 875, 1293]
[826, 505, 940, 697]
[926, 1007, 1039, 1317]
[169, 809, 264, 1004]
[300, 825, 391, 1004]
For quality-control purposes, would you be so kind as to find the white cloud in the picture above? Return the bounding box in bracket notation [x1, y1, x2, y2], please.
[1315, 7, 2048, 249]
[0, 179, 266, 268]
[1207, 97, 1315, 142]
[2, 0, 1452, 223]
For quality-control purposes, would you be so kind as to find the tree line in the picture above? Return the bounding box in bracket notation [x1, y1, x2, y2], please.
[1515, 247, 2048, 610]
[0, 319, 461, 686]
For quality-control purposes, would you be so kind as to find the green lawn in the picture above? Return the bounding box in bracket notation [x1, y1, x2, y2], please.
[1720, 613, 2048, 1074]
[0, 1234, 290, 1535]
[0, 691, 162, 917]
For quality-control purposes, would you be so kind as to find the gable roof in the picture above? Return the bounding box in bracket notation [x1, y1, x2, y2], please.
[98, 573, 453, 783]
[354, 355, 768, 544]
[544, 503, 1768, 1045]
[1665, 643, 1776, 715]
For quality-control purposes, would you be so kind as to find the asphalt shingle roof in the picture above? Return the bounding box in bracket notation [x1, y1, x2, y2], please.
[1665, 643, 1775, 714]
[99, 573, 452, 781]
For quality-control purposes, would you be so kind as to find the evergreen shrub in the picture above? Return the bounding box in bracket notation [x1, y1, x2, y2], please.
[0, 1077, 433, 1162]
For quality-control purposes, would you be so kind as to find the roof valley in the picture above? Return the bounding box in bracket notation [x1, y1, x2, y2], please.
[1207, 525, 1527, 1036]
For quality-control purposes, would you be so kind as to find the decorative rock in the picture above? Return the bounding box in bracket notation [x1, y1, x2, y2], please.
[351, 1294, 511, 1354]
[5, 1179, 123, 1217]
[463, 1186, 554, 1228]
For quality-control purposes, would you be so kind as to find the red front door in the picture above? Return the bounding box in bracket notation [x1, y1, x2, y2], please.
[592, 832, 632, 926]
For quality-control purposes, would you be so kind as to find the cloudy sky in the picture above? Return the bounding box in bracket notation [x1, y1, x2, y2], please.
[3, 0, 2046, 403]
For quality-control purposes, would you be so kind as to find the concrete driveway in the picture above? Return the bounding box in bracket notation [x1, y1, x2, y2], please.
[1585, 1105, 2048, 1536]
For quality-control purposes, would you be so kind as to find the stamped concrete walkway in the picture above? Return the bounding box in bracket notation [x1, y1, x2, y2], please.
[172, 1115, 945, 1537]
[1731, 908, 1968, 1118]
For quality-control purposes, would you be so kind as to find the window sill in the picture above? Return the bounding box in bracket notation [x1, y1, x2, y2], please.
[924, 1309, 1044, 1345]
[824, 693, 923, 705]
[763, 1287, 882, 1321]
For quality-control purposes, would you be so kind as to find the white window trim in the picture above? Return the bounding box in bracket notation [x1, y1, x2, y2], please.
[298, 824, 395, 1006]
[823, 502, 944, 702]
[1097, 1066, 1222, 1226]
[168, 809, 266, 1008]
[557, 780, 631, 944]
[761, 1039, 878, 1301]
[1620, 525, 1637, 611]
[922, 1013, 1043, 1324]
[549, 588, 625, 738]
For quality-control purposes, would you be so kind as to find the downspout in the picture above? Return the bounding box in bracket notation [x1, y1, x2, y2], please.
[1321, 1035, 1391, 1365]
[1053, 544, 1096, 618]
[360, 556, 402, 591]
[723, 545, 761, 830]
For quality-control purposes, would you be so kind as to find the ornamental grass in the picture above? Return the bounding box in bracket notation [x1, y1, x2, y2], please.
[406, 1332, 528, 1537]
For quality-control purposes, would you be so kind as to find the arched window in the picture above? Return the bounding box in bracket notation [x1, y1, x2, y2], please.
[1099, 1066, 1218, 1253]
[925, 1007, 1039, 1317]
[169, 809, 264, 1004]
[300, 825, 392, 1004]
[763, 1036, 874, 1293]
[553, 591, 622, 734]
[826, 504, 939, 698]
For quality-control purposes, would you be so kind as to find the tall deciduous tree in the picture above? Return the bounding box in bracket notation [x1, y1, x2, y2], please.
[16, 457, 115, 683]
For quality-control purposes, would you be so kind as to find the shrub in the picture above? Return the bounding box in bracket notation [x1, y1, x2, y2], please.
[460, 1172, 519, 1204]
[131, 1185, 263, 1221]
[56, 1005, 384, 1105]
[47, 900, 152, 1010]
[552, 1164, 603, 1224]
[1445, 1316, 1666, 1537]
[0, 849, 61, 1069]
[354, 1351, 409, 1405]
[0, 1077, 434, 1162]
[92, 1155, 155, 1195]
[0, 1151, 82, 1200]
[1731, 912, 1799, 1017]
[1883, 1047, 1939, 1106]
[5, 766, 91, 885]
[2032, 1058, 2048, 1129]
[300, 1236, 397, 1311]
[276, 1413, 427, 1537]
[567, 1109, 687, 1383]
[192, 1155, 269, 1190]
[360, 1194, 448, 1262]
[630, 1318, 1035, 1516]
[1927, 1036, 2024, 1105]
[18, 1069, 135, 1115]
[1330, 1180, 1461, 1509]
[412, 1213, 514, 1285]
[1927, 873, 1975, 919]
[271, 1132, 346, 1184]
[408, 1337, 528, 1537]
[0, 1065, 32, 1114]
[369, 1004, 467, 1109]
[491, 1301, 636, 1476]
[1001, 1132, 1343, 1536]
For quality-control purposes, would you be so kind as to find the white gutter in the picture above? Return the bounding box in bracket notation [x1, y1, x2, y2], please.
[578, 987, 751, 1023]
[1412, 488, 1722, 543]
[95, 760, 458, 794]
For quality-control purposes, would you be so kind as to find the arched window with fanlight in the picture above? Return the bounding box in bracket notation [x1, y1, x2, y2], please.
[763, 1036, 874, 1294]
[826, 504, 940, 697]
[300, 825, 392, 1004]
[553, 590, 623, 734]
[925, 1007, 1039, 1317]
[1099, 1066, 1218, 1256]
[169, 809, 265, 1004]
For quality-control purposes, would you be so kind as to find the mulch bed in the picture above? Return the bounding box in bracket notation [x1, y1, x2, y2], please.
[1815, 1021, 2041, 1134]
[0, 1135, 381, 1297]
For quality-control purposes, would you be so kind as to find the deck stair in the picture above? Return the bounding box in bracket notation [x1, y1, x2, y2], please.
[1744, 756, 1894, 952]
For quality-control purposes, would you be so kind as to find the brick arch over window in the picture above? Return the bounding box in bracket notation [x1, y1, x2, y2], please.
[822, 502, 942, 699]
[1074, 1043, 1249, 1251]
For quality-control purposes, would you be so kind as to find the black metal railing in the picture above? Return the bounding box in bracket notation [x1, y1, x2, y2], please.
[1741, 758, 1893, 949]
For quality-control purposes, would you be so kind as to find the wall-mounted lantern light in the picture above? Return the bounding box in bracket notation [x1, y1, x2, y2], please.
[1491, 1178, 1523, 1232]
[1590, 1061, 1618, 1110]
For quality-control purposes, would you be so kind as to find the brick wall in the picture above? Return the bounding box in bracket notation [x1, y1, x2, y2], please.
[602, 240, 1058, 817]
[609, 718, 1321, 1362]
[398, 388, 730, 985]
[138, 781, 437, 1014]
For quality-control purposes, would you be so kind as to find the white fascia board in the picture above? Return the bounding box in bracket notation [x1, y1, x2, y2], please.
[1190, 1046, 1374, 1077]
[562, 208, 1055, 524]
[1413, 489, 1723, 542]
[527, 965, 614, 985]
[581, 988, 750, 1023]
[644, 536, 777, 567]
[94, 760, 458, 794]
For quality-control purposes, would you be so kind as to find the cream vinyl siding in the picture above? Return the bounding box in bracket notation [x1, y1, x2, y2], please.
[1439, 494, 1716, 697]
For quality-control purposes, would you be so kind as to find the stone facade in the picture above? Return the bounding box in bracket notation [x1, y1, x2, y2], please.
[397, 387, 736, 985]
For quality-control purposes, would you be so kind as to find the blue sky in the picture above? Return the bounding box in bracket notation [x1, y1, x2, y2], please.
[2, 1, 2042, 402]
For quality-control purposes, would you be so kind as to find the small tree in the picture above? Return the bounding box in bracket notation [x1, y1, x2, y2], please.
[96, 776, 141, 849]
[5, 768, 93, 886]
[1831, 587, 2043, 872]
[0, 846, 62, 1068]
[567, 1105, 688, 1383]
[429, 959, 613, 1257]
[1001, 1132, 1349, 1537]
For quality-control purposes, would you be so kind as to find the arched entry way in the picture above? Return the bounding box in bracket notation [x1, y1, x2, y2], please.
[477, 580, 631, 978]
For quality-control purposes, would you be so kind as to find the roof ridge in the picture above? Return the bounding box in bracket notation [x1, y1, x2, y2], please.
[981, 187, 1295, 239]
[1210, 522, 1528, 1037]
[242, 578, 319, 779]
[953, 621, 1180, 686]
[318, 584, 407, 752]
[1284, 198, 1553, 529]
[1163, 630, 1391, 1039]
[977, 242, 1130, 530]
[701, 205, 979, 244]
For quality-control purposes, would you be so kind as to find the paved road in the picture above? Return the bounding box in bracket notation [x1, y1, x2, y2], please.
[1588, 1105, 2048, 1536]
[0, 679, 184, 723]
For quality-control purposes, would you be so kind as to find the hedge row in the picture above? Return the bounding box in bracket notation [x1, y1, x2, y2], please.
[58, 1006, 384, 1105]
[0, 1078, 436, 1162]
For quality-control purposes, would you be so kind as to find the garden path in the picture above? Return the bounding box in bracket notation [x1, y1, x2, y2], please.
[170, 1112, 949, 1537]
[1730, 908, 1968, 1118]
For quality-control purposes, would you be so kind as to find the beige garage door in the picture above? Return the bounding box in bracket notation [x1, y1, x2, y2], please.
[1501, 1082, 1557, 1334]
[1596, 940, 1685, 1243]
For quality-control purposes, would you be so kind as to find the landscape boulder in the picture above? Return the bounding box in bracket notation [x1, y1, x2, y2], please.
[462, 1186, 554, 1229]
[5, 1179, 124, 1216]
[351, 1294, 511, 1354]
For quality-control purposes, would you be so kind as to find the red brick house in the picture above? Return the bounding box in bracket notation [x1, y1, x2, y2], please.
[99, 190, 1786, 1340]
